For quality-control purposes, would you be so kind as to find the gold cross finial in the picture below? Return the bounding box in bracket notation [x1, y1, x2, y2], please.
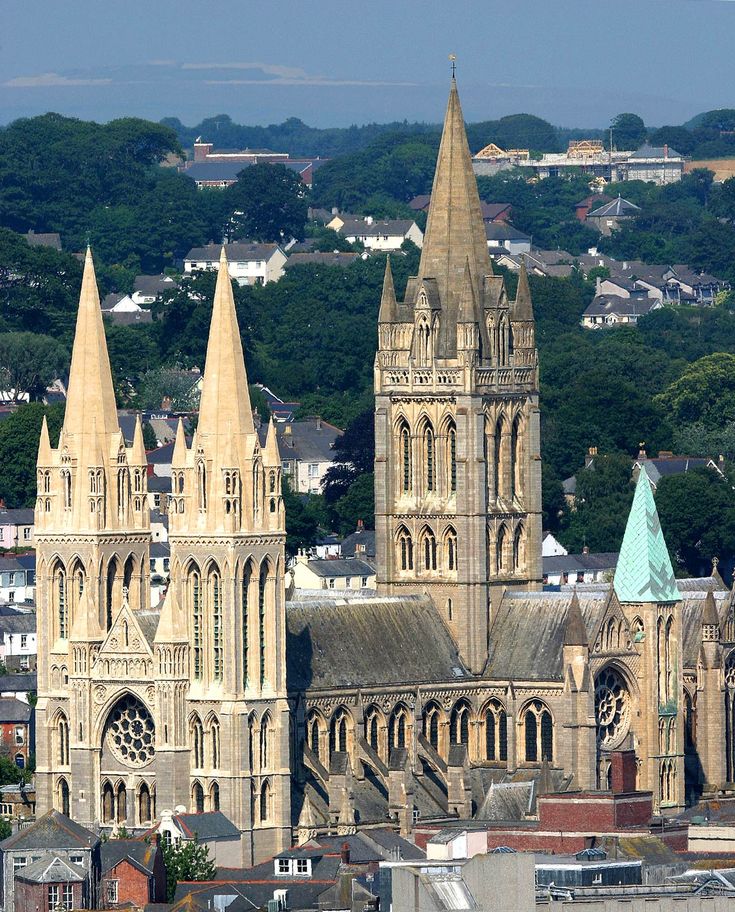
[449, 54, 457, 79]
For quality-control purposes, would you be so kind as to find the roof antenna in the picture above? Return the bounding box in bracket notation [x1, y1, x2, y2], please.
[449, 54, 457, 79]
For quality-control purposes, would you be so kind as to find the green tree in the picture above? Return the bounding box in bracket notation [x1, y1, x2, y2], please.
[142, 421, 158, 451]
[161, 837, 216, 903]
[333, 473, 375, 536]
[282, 482, 320, 555]
[226, 163, 307, 242]
[0, 403, 64, 507]
[656, 353, 735, 428]
[0, 333, 68, 401]
[558, 454, 634, 553]
[0, 817, 11, 840]
[138, 367, 200, 412]
[611, 113, 647, 150]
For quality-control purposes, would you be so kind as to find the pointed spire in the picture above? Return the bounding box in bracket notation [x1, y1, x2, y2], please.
[564, 591, 588, 646]
[298, 792, 317, 830]
[614, 470, 680, 604]
[458, 258, 476, 323]
[171, 418, 187, 468]
[63, 248, 119, 440]
[37, 415, 51, 465]
[69, 586, 103, 642]
[703, 590, 720, 629]
[417, 79, 492, 313]
[197, 247, 254, 442]
[154, 585, 187, 643]
[131, 414, 146, 464]
[264, 416, 280, 465]
[378, 256, 398, 323]
[512, 261, 534, 321]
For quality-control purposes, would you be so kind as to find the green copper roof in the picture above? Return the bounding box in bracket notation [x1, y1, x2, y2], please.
[613, 469, 680, 604]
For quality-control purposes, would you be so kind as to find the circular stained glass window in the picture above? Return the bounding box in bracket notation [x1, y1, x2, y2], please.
[106, 695, 155, 766]
[595, 667, 630, 750]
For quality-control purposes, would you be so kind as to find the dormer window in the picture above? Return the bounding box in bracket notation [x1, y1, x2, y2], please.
[274, 857, 312, 877]
[295, 858, 310, 876]
[276, 858, 290, 875]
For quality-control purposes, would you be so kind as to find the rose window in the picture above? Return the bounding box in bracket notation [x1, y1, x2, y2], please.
[106, 695, 155, 766]
[595, 667, 630, 750]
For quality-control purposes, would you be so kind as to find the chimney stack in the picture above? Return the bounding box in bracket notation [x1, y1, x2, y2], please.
[340, 842, 350, 864]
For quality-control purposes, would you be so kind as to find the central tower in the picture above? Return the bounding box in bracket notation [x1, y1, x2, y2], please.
[374, 78, 542, 673]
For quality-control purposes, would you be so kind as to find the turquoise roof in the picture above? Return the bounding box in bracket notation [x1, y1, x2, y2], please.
[613, 469, 680, 604]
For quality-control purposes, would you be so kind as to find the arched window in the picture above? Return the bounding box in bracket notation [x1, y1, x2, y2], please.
[57, 714, 69, 765]
[260, 780, 270, 823]
[523, 701, 553, 762]
[242, 561, 253, 688]
[396, 526, 413, 571]
[665, 616, 674, 705]
[485, 701, 507, 762]
[365, 707, 381, 754]
[445, 526, 458, 572]
[61, 469, 72, 510]
[447, 421, 457, 494]
[307, 712, 322, 760]
[250, 781, 257, 826]
[191, 716, 204, 769]
[512, 525, 523, 573]
[399, 422, 412, 494]
[329, 708, 350, 755]
[138, 783, 152, 824]
[210, 782, 220, 812]
[57, 778, 70, 816]
[210, 567, 223, 682]
[494, 416, 505, 502]
[102, 781, 114, 823]
[259, 561, 268, 687]
[248, 714, 257, 771]
[116, 783, 127, 823]
[253, 461, 261, 525]
[424, 424, 436, 493]
[496, 525, 507, 573]
[106, 557, 118, 632]
[389, 705, 409, 752]
[260, 714, 270, 769]
[192, 781, 204, 814]
[54, 563, 68, 640]
[423, 703, 441, 752]
[511, 416, 522, 502]
[197, 460, 207, 511]
[117, 467, 130, 523]
[450, 702, 470, 746]
[421, 527, 437, 571]
[657, 615, 665, 704]
[417, 318, 431, 363]
[210, 721, 220, 770]
[190, 567, 203, 680]
[685, 691, 696, 750]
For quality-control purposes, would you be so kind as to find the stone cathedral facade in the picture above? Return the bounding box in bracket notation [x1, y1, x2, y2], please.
[33, 79, 735, 861]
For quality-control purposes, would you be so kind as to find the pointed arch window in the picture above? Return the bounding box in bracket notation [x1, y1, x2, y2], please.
[399, 422, 412, 494]
[450, 702, 470, 746]
[396, 526, 413, 571]
[423, 703, 441, 752]
[665, 616, 674, 705]
[191, 716, 204, 768]
[511, 416, 522, 502]
[389, 706, 409, 751]
[485, 701, 508, 762]
[210, 720, 220, 769]
[422, 527, 437, 571]
[138, 783, 152, 824]
[260, 780, 271, 823]
[424, 425, 436, 493]
[211, 568, 223, 682]
[57, 714, 69, 765]
[448, 422, 457, 493]
[494, 416, 505, 502]
[329, 708, 350, 756]
[445, 526, 458, 572]
[258, 562, 268, 688]
[55, 564, 68, 640]
[260, 714, 270, 768]
[192, 781, 205, 814]
[513, 525, 524, 573]
[242, 562, 253, 688]
[197, 460, 207, 512]
[61, 469, 72, 510]
[253, 461, 261, 524]
[523, 700, 553, 762]
[496, 525, 507, 573]
[308, 713, 322, 760]
[190, 568, 203, 680]
[364, 708, 381, 754]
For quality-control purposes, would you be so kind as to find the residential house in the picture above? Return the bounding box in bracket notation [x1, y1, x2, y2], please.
[291, 554, 376, 591]
[328, 215, 423, 251]
[132, 274, 179, 305]
[100, 839, 166, 908]
[273, 417, 343, 494]
[662, 265, 729, 305]
[24, 231, 62, 251]
[581, 294, 662, 327]
[183, 144, 326, 188]
[158, 809, 242, 867]
[0, 673, 37, 704]
[633, 450, 725, 493]
[0, 509, 34, 549]
[340, 523, 376, 561]
[0, 614, 37, 672]
[184, 242, 287, 285]
[100, 294, 152, 326]
[625, 144, 684, 183]
[493, 249, 574, 278]
[147, 441, 176, 478]
[0, 698, 32, 768]
[409, 195, 512, 223]
[485, 222, 531, 254]
[150, 542, 171, 607]
[543, 551, 619, 586]
[0, 783, 36, 821]
[1, 810, 101, 912]
[542, 532, 567, 557]
[285, 252, 360, 268]
[574, 194, 612, 222]
[147, 474, 171, 513]
[585, 196, 641, 235]
[0, 557, 36, 606]
[253, 384, 301, 423]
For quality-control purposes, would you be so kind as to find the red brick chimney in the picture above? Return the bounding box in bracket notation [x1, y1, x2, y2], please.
[610, 749, 637, 794]
[340, 842, 350, 864]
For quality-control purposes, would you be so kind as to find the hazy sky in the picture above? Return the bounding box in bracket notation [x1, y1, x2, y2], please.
[2, 0, 734, 129]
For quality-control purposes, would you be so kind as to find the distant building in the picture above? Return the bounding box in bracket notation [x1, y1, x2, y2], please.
[100, 294, 152, 326]
[0, 613, 37, 672]
[586, 196, 641, 235]
[272, 417, 343, 494]
[100, 839, 166, 908]
[582, 293, 662, 327]
[410, 195, 512, 223]
[285, 251, 360, 269]
[157, 809, 242, 867]
[485, 222, 532, 254]
[0, 556, 36, 605]
[132, 273, 179, 305]
[0, 509, 34, 549]
[633, 451, 725, 492]
[328, 215, 423, 251]
[340, 522, 376, 561]
[291, 554, 376, 591]
[184, 242, 287, 285]
[0, 698, 32, 769]
[543, 550, 619, 586]
[24, 230, 61, 251]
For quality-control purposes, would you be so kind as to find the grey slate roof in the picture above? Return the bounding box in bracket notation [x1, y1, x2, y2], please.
[630, 144, 682, 159]
[485, 223, 531, 242]
[0, 697, 32, 722]
[101, 840, 159, 876]
[25, 231, 62, 251]
[136, 609, 161, 647]
[1, 809, 98, 851]
[0, 615, 36, 634]
[636, 457, 719, 487]
[475, 781, 535, 821]
[543, 552, 618, 574]
[133, 274, 179, 296]
[0, 509, 34, 525]
[340, 529, 376, 559]
[588, 196, 641, 218]
[183, 160, 319, 184]
[484, 590, 609, 682]
[16, 854, 86, 884]
[271, 417, 343, 463]
[286, 594, 468, 690]
[185, 242, 281, 263]
[338, 218, 416, 238]
[285, 252, 359, 268]
[583, 294, 659, 318]
[304, 558, 375, 579]
[175, 810, 240, 840]
[0, 672, 37, 692]
[682, 595, 728, 668]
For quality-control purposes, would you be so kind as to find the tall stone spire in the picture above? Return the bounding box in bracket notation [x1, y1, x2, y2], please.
[378, 256, 398, 323]
[197, 248, 254, 444]
[512, 261, 534, 321]
[417, 78, 492, 312]
[614, 470, 680, 604]
[63, 248, 119, 440]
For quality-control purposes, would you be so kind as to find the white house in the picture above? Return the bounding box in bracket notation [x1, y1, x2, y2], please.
[0, 615, 36, 673]
[272, 417, 343, 495]
[132, 274, 179, 305]
[0, 558, 35, 606]
[184, 242, 287, 286]
[328, 215, 423, 251]
[290, 554, 376, 591]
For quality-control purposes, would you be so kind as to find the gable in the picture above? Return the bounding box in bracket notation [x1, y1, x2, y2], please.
[98, 603, 154, 660]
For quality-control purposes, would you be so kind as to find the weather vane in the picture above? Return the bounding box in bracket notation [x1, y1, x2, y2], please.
[449, 54, 456, 78]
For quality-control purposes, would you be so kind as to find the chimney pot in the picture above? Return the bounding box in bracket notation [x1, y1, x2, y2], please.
[341, 842, 350, 864]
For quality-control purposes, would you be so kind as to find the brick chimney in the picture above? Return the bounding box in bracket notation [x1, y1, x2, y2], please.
[610, 749, 637, 794]
[340, 842, 350, 864]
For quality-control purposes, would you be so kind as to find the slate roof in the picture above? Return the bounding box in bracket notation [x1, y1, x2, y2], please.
[16, 854, 86, 884]
[0, 672, 37, 692]
[25, 231, 62, 250]
[410, 196, 511, 221]
[1, 809, 98, 851]
[102, 840, 159, 876]
[484, 590, 609, 681]
[340, 529, 376, 559]
[0, 697, 32, 722]
[134, 274, 179, 296]
[183, 160, 320, 184]
[588, 196, 641, 218]
[476, 781, 535, 820]
[543, 552, 618, 574]
[636, 457, 719, 487]
[185, 242, 282, 263]
[270, 417, 342, 463]
[485, 223, 531, 242]
[0, 614, 36, 634]
[136, 609, 162, 646]
[0, 508, 34, 525]
[614, 470, 679, 604]
[148, 475, 172, 493]
[303, 558, 375, 579]
[338, 218, 416, 238]
[682, 594, 728, 667]
[175, 811, 240, 840]
[148, 441, 176, 465]
[286, 594, 467, 690]
[150, 542, 170, 559]
[630, 144, 683, 159]
[285, 252, 359, 268]
[678, 575, 726, 593]
[583, 294, 659, 318]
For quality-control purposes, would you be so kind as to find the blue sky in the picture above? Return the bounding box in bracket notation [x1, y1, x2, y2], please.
[2, 0, 734, 128]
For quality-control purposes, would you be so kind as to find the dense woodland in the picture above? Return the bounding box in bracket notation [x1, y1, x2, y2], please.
[3, 109, 735, 574]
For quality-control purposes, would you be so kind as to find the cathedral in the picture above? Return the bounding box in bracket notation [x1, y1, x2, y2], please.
[33, 78, 735, 864]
